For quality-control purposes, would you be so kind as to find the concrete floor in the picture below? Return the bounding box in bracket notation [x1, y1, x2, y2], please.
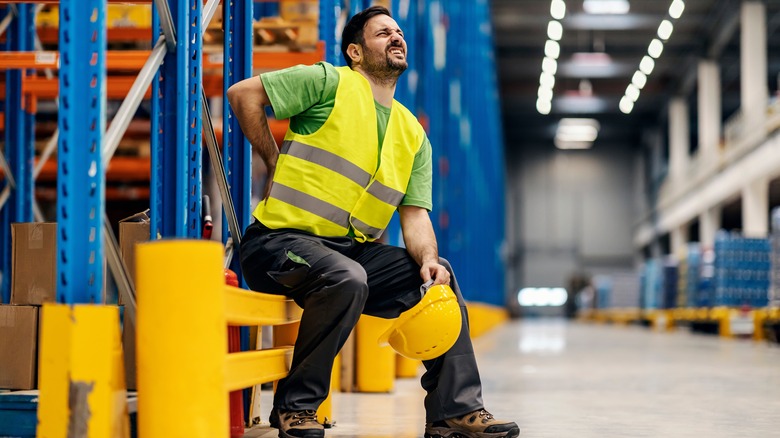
[245, 319, 780, 438]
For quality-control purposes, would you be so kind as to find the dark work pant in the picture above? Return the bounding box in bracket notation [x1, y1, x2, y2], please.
[239, 221, 484, 422]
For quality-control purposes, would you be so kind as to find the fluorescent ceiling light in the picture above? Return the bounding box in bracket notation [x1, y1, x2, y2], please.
[542, 57, 558, 74]
[625, 83, 640, 102]
[583, 0, 630, 15]
[669, 0, 685, 19]
[648, 38, 663, 58]
[545, 40, 560, 59]
[547, 20, 563, 41]
[550, 0, 566, 20]
[538, 85, 554, 101]
[557, 118, 600, 143]
[536, 98, 552, 115]
[554, 138, 593, 150]
[632, 70, 647, 89]
[517, 287, 569, 306]
[657, 19, 673, 40]
[619, 95, 634, 114]
[540, 71, 556, 88]
[639, 56, 655, 75]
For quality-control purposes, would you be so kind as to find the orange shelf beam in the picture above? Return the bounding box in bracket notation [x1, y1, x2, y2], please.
[0, 42, 324, 71]
[35, 26, 154, 44]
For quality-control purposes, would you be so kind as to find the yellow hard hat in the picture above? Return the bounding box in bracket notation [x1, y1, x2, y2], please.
[377, 283, 462, 361]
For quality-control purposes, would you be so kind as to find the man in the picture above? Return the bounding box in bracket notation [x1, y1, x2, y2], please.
[228, 6, 520, 438]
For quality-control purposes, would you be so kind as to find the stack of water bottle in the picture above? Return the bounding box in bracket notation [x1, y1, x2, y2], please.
[661, 256, 679, 309]
[640, 259, 661, 309]
[676, 252, 689, 307]
[684, 243, 701, 307]
[714, 230, 770, 308]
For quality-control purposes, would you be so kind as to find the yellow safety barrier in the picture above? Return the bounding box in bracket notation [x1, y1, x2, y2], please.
[355, 315, 395, 392]
[37, 304, 130, 438]
[134, 240, 321, 437]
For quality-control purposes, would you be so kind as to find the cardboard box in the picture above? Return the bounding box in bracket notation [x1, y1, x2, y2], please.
[119, 211, 150, 305]
[0, 305, 39, 390]
[11, 223, 57, 305]
[123, 311, 137, 391]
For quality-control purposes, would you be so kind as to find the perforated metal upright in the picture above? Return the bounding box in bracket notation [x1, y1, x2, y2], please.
[319, 0, 342, 65]
[151, 0, 202, 239]
[0, 4, 35, 303]
[223, 0, 252, 278]
[56, 0, 106, 303]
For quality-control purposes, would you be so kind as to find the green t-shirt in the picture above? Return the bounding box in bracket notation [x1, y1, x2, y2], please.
[260, 62, 433, 210]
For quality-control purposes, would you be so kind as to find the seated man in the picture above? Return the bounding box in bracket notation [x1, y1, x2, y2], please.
[228, 6, 520, 438]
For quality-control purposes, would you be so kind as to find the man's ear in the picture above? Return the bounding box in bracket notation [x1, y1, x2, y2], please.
[347, 43, 362, 65]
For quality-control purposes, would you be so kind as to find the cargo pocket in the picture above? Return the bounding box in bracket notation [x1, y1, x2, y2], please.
[267, 250, 311, 289]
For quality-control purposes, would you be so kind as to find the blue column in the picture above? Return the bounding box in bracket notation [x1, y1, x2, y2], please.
[57, 0, 106, 304]
[319, 0, 343, 65]
[223, 0, 252, 278]
[151, 0, 196, 239]
[188, 0, 203, 238]
[1, 4, 35, 303]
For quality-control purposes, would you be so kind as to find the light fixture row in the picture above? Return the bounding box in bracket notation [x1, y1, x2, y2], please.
[620, 0, 685, 114]
[537, 0, 567, 115]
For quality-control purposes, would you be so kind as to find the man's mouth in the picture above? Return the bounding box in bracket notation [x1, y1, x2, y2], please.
[389, 48, 405, 57]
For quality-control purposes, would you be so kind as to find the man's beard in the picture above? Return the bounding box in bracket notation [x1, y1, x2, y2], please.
[362, 43, 408, 86]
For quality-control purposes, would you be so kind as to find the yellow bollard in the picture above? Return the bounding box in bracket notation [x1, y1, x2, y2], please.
[37, 304, 73, 438]
[136, 240, 228, 438]
[396, 354, 420, 378]
[71, 306, 129, 437]
[355, 315, 395, 392]
[37, 304, 129, 438]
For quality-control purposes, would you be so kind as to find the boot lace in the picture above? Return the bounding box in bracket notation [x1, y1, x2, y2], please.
[477, 409, 494, 423]
[291, 409, 319, 426]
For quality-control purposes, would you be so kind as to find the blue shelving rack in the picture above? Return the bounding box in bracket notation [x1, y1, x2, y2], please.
[151, 0, 202, 240]
[56, 0, 107, 304]
[0, 4, 35, 304]
[224, 0, 253, 279]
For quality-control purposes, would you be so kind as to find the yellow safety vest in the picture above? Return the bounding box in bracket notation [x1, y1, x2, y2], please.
[253, 66, 425, 242]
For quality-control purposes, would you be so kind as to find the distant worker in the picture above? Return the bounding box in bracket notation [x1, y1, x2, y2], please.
[228, 6, 520, 438]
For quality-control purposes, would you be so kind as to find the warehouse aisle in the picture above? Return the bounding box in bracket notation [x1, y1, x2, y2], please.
[246, 319, 780, 438]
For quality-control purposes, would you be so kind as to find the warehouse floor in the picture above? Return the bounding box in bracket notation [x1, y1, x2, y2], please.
[245, 318, 780, 438]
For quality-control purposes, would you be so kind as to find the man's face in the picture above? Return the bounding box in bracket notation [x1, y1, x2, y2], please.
[359, 14, 408, 76]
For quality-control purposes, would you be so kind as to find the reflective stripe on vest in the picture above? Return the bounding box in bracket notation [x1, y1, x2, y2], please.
[253, 65, 424, 241]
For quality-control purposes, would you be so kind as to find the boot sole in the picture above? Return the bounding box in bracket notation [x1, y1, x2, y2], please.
[278, 430, 324, 438]
[424, 426, 520, 438]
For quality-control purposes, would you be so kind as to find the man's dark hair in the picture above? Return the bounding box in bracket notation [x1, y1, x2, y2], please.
[341, 6, 393, 67]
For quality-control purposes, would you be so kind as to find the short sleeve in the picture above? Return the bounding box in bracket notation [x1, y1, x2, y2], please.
[400, 135, 433, 211]
[259, 63, 329, 120]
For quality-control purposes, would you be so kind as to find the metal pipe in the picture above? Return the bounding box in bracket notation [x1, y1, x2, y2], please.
[153, 0, 177, 51]
[202, 0, 220, 32]
[0, 6, 16, 37]
[102, 36, 167, 168]
[33, 129, 57, 179]
[104, 214, 136, 323]
[201, 87, 242, 247]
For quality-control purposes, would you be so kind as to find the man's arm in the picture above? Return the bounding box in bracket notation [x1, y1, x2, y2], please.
[226, 76, 278, 199]
[399, 205, 450, 285]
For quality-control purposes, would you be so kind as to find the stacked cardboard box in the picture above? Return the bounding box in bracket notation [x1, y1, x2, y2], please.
[1, 223, 56, 390]
[1, 218, 148, 391]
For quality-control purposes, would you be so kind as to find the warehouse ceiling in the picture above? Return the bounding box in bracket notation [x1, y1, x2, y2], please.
[492, 0, 780, 148]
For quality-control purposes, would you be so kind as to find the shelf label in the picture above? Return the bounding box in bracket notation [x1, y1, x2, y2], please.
[35, 52, 57, 66]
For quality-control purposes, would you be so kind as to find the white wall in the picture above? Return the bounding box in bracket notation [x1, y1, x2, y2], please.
[506, 141, 638, 295]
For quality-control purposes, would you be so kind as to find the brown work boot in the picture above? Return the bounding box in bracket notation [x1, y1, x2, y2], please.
[425, 409, 520, 438]
[269, 408, 324, 438]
